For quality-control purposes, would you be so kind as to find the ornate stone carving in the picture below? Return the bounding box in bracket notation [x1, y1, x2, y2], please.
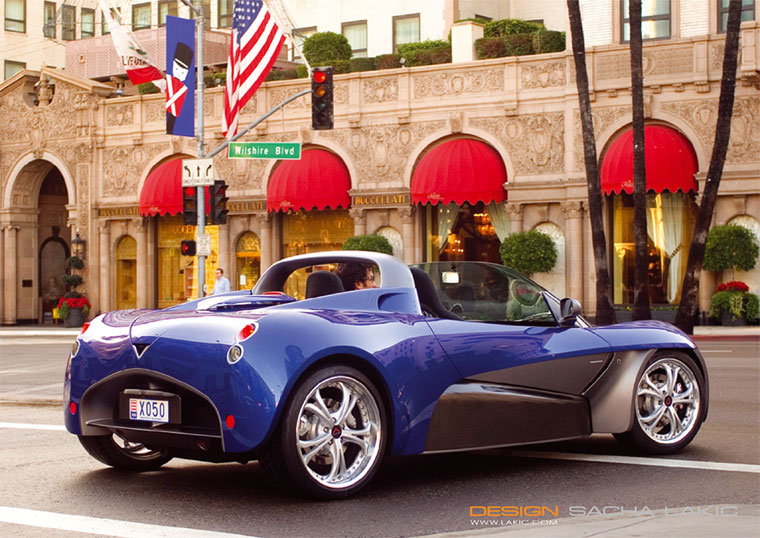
[662, 97, 760, 164]
[0, 78, 79, 143]
[413, 68, 503, 99]
[145, 101, 165, 123]
[561, 201, 584, 219]
[348, 207, 366, 221]
[362, 78, 398, 103]
[448, 111, 464, 133]
[255, 212, 271, 227]
[317, 121, 446, 187]
[505, 203, 523, 217]
[471, 112, 565, 174]
[107, 103, 134, 126]
[269, 87, 307, 110]
[710, 44, 725, 72]
[572, 106, 631, 171]
[397, 206, 414, 223]
[520, 60, 566, 89]
[102, 143, 163, 197]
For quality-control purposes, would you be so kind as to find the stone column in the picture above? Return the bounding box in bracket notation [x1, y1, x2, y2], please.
[99, 221, 111, 314]
[217, 223, 230, 275]
[398, 206, 415, 264]
[0, 226, 4, 323]
[506, 203, 523, 234]
[256, 213, 272, 273]
[562, 201, 584, 301]
[349, 207, 367, 237]
[698, 269, 715, 319]
[135, 219, 148, 309]
[3, 226, 19, 325]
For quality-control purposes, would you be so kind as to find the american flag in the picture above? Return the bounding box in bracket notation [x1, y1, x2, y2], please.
[222, 0, 286, 138]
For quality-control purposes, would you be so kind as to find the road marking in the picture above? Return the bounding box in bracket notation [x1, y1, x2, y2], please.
[0, 422, 66, 431]
[510, 450, 760, 474]
[0, 506, 260, 538]
[0, 382, 63, 396]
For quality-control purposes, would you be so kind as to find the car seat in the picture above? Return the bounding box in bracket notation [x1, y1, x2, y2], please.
[305, 271, 345, 298]
[410, 267, 462, 320]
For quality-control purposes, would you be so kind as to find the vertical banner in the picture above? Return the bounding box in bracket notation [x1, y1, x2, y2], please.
[165, 15, 196, 137]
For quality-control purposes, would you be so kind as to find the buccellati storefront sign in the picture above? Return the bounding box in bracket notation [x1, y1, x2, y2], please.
[352, 192, 411, 208]
[227, 200, 266, 214]
[98, 207, 139, 217]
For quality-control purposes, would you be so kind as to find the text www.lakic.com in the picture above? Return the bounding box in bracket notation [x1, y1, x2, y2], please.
[470, 519, 559, 527]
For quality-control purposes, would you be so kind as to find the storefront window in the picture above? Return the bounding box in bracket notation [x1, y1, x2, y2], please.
[423, 202, 503, 264]
[611, 192, 696, 305]
[157, 215, 219, 307]
[236, 232, 261, 290]
[281, 209, 354, 298]
[116, 236, 137, 310]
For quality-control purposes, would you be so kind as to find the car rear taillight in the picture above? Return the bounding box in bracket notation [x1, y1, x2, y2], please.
[235, 323, 257, 342]
[69, 401, 77, 414]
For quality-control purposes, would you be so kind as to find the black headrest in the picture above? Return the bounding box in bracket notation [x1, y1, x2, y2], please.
[410, 267, 461, 320]
[305, 271, 345, 299]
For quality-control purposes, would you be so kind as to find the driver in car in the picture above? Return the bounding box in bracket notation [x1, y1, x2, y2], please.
[335, 262, 377, 290]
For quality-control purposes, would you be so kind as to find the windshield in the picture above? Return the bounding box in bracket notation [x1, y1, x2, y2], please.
[412, 262, 557, 325]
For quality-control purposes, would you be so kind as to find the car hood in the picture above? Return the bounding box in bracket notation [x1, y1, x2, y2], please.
[588, 320, 696, 351]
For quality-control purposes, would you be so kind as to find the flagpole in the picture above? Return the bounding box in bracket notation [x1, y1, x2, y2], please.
[181, 0, 206, 297]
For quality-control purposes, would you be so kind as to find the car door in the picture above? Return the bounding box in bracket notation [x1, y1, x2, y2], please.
[416, 262, 613, 396]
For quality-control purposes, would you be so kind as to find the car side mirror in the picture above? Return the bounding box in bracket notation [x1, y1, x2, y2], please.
[559, 298, 582, 327]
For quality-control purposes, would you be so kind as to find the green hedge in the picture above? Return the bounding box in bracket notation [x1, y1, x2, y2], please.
[403, 45, 452, 67]
[484, 18, 545, 38]
[302, 31, 352, 65]
[137, 82, 160, 94]
[350, 57, 377, 72]
[475, 37, 507, 59]
[397, 39, 449, 56]
[533, 30, 566, 53]
[264, 68, 300, 81]
[376, 54, 403, 69]
[505, 33, 535, 56]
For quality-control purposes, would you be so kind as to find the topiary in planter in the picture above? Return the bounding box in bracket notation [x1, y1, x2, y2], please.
[500, 230, 557, 276]
[703, 224, 759, 273]
[343, 234, 393, 255]
[65, 256, 85, 271]
[302, 32, 352, 65]
[62, 273, 83, 288]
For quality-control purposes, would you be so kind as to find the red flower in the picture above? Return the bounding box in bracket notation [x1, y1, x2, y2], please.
[717, 281, 749, 293]
[57, 297, 91, 309]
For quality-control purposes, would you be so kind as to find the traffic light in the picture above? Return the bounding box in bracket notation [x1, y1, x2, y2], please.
[209, 180, 228, 225]
[182, 186, 198, 226]
[180, 239, 196, 257]
[311, 66, 333, 130]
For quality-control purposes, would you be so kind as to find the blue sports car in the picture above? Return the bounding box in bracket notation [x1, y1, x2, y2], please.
[64, 251, 708, 499]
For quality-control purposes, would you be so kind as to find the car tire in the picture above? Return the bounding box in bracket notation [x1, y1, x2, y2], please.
[78, 433, 173, 472]
[615, 351, 706, 455]
[260, 364, 387, 500]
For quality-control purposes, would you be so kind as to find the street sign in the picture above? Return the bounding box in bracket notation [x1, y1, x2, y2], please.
[182, 158, 215, 187]
[196, 233, 211, 256]
[228, 142, 302, 160]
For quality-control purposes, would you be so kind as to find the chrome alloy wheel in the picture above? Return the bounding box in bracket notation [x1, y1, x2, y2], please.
[295, 375, 382, 490]
[634, 357, 701, 445]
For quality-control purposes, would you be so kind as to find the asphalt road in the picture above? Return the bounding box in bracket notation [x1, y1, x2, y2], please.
[0, 336, 758, 538]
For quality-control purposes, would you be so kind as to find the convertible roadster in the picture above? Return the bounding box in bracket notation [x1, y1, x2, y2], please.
[64, 251, 708, 499]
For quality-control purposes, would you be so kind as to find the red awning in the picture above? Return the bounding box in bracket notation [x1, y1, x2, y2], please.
[601, 125, 698, 195]
[411, 139, 507, 205]
[267, 149, 351, 212]
[139, 159, 209, 217]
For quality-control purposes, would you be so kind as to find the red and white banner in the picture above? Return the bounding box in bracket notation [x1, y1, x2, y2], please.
[98, 0, 163, 85]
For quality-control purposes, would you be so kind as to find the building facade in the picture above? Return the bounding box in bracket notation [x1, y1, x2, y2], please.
[1, 1, 759, 324]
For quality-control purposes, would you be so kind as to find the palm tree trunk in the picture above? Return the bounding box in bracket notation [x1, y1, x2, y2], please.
[629, 0, 652, 321]
[567, 0, 616, 325]
[675, 0, 743, 333]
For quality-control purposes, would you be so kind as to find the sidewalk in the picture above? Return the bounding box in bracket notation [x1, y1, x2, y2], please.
[424, 504, 760, 538]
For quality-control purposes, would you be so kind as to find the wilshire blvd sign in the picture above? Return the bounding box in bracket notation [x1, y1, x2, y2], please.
[228, 142, 302, 160]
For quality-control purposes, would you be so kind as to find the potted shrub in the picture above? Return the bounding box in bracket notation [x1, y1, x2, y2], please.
[342, 234, 393, 255]
[58, 255, 89, 327]
[499, 230, 557, 276]
[709, 281, 759, 326]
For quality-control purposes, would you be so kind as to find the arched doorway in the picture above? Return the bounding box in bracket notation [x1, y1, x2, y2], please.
[37, 166, 71, 323]
[116, 236, 137, 310]
[531, 222, 566, 298]
[235, 232, 261, 290]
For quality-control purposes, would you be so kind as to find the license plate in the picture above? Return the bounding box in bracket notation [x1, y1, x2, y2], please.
[129, 398, 170, 423]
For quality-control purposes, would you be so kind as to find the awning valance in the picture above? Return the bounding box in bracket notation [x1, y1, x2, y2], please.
[267, 149, 351, 212]
[139, 159, 209, 217]
[601, 125, 698, 195]
[411, 139, 507, 205]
